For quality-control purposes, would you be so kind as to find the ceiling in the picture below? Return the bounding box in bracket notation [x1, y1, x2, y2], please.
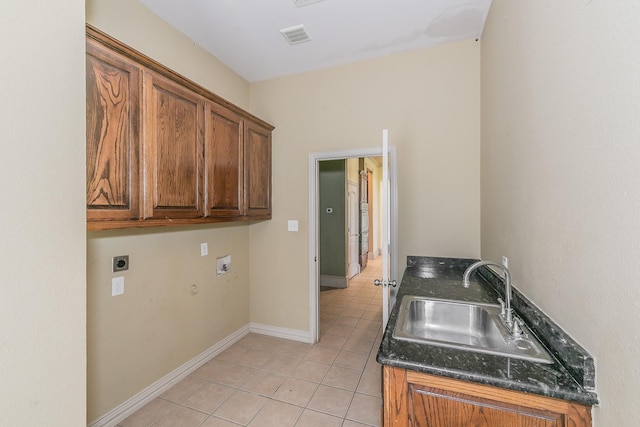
[139, 0, 492, 83]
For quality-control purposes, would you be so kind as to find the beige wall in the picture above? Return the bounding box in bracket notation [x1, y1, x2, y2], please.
[86, 0, 250, 109]
[86, 0, 254, 422]
[481, 1, 640, 425]
[87, 225, 250, 420]
[347, 157, 360, 184]
[0, 0, 86, 426]
[249, 40, 481, 330]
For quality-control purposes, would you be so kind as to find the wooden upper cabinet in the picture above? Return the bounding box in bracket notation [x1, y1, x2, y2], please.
[205, 103, 244, 217]
[244, 120, 272, 217]
[142, 71, 205, 219]
[85, 25, 273, 230]
[86, 38, 141, 221]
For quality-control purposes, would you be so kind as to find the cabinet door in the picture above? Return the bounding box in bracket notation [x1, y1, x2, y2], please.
[205, 103, 244, 217]
[86, 39, 141, 222]
[383, 367, 591, 427]
[408, 384, 562, 427]
[143, 71, 204, 219]
[244, 120, 272, 217]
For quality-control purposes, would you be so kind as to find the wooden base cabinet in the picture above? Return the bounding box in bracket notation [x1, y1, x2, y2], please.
[86, 25, 273, 230]
[383, 366, 592, 427]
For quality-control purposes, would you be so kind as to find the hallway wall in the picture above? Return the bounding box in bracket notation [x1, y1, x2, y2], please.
[319, 160, 347, 280]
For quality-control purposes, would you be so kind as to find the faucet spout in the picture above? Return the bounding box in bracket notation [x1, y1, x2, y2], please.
[463, 260, 513, 327]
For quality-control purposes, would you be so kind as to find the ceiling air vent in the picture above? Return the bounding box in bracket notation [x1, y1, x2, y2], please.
[280, 24, 312, 45]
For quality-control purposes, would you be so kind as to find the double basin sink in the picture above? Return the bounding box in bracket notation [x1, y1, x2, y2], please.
[393, 296, 554, 364]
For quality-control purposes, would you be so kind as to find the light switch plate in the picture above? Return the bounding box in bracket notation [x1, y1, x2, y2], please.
[288, 220, 299, 232]
[112, 276, 124, 296]
[201, 243, 208, 256]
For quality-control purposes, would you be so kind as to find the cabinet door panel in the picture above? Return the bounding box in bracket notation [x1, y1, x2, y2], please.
[143, 71, 204, 219]
[86, 40, 141, 221]
[383, 367, 591, 427]
[244, 121, 272, 217]
[409, 386, 561, 427]
[205, 103, 243, 217]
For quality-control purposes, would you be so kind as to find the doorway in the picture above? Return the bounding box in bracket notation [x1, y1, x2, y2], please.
[318, 159, 374, 288]
[309, 146, 398, 343]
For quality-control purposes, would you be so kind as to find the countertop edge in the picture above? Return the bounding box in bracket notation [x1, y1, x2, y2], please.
[376, 353, 599, 406]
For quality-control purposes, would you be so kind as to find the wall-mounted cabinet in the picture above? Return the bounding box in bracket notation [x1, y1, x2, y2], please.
[204, 105, 273, 218]
[86, 38, 141, 222]
[86, 25, 273, 231]
[205, 102, 244, 218]
[244, 120, 272, 217]
[143, 70, 205, 220]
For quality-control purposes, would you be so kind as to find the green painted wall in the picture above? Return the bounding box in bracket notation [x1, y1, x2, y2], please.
[319, 160, 346, 276]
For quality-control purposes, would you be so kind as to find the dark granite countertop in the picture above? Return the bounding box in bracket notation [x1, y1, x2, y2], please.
[376, 256, 599, 406]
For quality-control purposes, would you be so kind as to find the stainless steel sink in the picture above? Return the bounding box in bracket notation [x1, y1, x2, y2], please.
[393, 296, 554, 364]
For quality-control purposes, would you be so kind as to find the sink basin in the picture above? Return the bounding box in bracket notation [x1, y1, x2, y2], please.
[393, 296, 554, 364]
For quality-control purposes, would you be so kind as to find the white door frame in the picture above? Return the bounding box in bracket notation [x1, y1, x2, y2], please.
[308, 146, 398, 342]
[347, 180, 360, 279]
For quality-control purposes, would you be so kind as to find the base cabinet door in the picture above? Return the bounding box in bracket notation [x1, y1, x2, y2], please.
[409, 384, 562, 427]
[143, 71, 205, 219]
[383, 366, 592, 427]
[86, 39, 141, 222]
[244, 120, 272, 217]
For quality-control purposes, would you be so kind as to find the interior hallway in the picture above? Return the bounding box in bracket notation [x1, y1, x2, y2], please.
[117, 257, 384, 427]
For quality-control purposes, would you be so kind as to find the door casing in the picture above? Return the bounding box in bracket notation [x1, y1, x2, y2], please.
[308, 146, 398, 342]
[347, 180, 360, 279]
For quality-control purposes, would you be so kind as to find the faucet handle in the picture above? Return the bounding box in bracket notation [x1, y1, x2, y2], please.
[511, 317, 525, 338]
[497, 298, 506, 316]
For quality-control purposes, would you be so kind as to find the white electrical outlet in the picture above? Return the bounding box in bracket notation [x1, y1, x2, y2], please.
[201, 243, 208, 256]
[288, 220, 299, 232]
[112, 276, 124, 296]
[502, 256, 509, 268]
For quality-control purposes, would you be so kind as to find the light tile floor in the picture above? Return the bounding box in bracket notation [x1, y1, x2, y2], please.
[118, 258, 384, 427]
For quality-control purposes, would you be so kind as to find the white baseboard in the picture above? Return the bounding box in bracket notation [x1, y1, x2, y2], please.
[249, 322, 313, 344]
[319, 274, 347, 288]
[88, 324, 251, 427]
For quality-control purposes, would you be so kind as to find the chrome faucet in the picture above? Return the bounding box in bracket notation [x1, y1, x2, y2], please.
[463, 260, 513, 327]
